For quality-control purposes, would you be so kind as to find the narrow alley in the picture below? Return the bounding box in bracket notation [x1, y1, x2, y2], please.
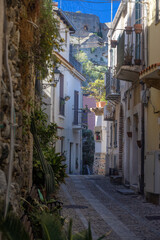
[59, 175, 160, 240]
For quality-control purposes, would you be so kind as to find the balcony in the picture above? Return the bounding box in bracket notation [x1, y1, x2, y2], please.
[72, 109, 88, 130]
[139, 63, 160, 90]
[104, 103, 115, 121]
[105, 70, 120, 103]
[116, 31, 143, 82]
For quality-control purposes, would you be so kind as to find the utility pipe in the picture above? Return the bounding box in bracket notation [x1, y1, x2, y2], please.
[140, 1, 148, 195]
[4, 0, 16, 217]
[0, 0, 4, 141]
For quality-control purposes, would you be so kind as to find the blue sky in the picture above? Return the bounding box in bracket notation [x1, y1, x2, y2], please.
[54, 0, 121, 23]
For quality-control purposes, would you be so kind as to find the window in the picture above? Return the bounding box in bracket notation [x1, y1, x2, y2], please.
[135, 34, 141, 60]
[114, 120, 117, 148]
[65, 30, 68, 46]
[73, 91, 79, 125]
[84, 25, 88, 31]
[110, 124, 113, 147]
[59, 74, 65, 116]
[61, 137, 64, 154]
[135, 0, 141, 23]
[95, 131, 101, 141]
[156, 0, 160, 23]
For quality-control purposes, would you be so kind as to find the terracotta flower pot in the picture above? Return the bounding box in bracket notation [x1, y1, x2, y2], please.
[111, 40, 117, 48]
[125, 26, 132, 35]
[127, 132, 132, 138]
[137, 140, 142, 148]
[134, 24, 142, 34]
[96, 101, 106, 108]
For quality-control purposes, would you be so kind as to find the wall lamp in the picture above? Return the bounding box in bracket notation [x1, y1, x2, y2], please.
[42, 67, 61, 89]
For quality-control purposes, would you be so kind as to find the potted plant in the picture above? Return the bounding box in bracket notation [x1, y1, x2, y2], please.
[82, 79, 107, 107]
[137, 140, 142, 148]
[111, 40, 118, 48]
[134, 59, 141, 65]
[125, 26, 132, 35]
[124, 44, 133, 65]
[96, 101, 106, 108]
[134, 24, 142, 34]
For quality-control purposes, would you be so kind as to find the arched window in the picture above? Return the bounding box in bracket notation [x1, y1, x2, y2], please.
[84, 25, 88, 31]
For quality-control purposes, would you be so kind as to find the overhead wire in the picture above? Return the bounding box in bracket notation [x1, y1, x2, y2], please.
[62, 0, 120, 3]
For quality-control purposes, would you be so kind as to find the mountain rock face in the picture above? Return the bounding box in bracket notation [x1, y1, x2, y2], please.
[65, 11, 110, 66]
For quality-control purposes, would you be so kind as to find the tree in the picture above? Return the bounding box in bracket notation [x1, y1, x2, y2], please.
[75, 51, 107, 101]
[82, 79, 106, 102]
[75, 51, 107, 84]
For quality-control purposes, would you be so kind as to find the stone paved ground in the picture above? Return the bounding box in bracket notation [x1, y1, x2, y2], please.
[58, 175, 160, 240]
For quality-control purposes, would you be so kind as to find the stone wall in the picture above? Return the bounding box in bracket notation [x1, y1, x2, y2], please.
[0, 0, 39, 214]
[93, 153, 107, 175]
[65, 11, 101, 38]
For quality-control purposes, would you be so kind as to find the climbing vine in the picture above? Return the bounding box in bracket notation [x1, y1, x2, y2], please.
[32, 106, 67, 189]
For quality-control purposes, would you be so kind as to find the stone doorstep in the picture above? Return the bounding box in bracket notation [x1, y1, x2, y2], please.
[110, 175, 122, 185]
[117, 188, 135, 195]
[130, 184, 139, 193]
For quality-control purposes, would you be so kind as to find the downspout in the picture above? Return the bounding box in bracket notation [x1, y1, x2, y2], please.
[0, 1, 4, 239]
[140, 1, 148, 195]
[0, 0, 4, 136]
[4, 0, 16, 217]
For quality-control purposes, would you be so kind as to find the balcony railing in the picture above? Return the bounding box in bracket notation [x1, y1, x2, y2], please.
[105, 69, 120, 103]
[104, 103, 115, 121]
[116, 30, 143, 81]
[72, 109, 88, 129]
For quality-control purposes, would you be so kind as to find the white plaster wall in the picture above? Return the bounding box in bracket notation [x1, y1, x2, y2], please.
[53, 65, 83, 174]
[43, 13, 83, 174]
[59, 20, 70, 61]
[95, 115, 107, 154]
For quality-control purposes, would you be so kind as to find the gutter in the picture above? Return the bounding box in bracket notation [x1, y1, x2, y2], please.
[54, 52, 86, 82]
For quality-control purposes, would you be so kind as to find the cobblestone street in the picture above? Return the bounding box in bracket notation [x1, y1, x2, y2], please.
[58, 175, 160, 240]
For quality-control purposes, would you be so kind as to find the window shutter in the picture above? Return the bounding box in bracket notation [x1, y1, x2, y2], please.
[74, 91, 79, 124]
[114, 120, 117, 148]
[60, 74, 64, 98]
[110, 124, 112, 147]
[59, 74, 65, 115]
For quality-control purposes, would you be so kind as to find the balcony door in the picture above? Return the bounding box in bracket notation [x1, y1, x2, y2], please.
[73, 91, 79, 125]
[59, 74, 65, 116]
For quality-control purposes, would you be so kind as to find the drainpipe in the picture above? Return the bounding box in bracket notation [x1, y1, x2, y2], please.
[140, 1, 148, 195]
[140, 84, 145, 195]
[0, 0, 4, 138]
[4, 0, 16, 217]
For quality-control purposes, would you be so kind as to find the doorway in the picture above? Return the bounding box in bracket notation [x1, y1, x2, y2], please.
[69, 143, 73, 174]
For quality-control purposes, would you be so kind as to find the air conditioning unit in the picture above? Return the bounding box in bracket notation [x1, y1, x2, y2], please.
[144, 151, 160, 194]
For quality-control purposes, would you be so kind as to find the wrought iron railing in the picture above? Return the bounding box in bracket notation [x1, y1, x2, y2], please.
[116, 30, 142, 74]
[73, 109, 88, 128]
[105, 69, 120, 98]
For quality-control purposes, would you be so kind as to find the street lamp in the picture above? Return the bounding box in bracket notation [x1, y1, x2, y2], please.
[42, 67, 61, 89]
[54, 67, 61, 85]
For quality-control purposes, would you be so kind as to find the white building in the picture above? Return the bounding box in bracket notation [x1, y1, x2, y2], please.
[91, 102, 108, 175]
[43, 8, 85, 174]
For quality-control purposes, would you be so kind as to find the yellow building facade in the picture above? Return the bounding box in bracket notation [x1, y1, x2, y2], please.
[140, 0, 160, 201]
